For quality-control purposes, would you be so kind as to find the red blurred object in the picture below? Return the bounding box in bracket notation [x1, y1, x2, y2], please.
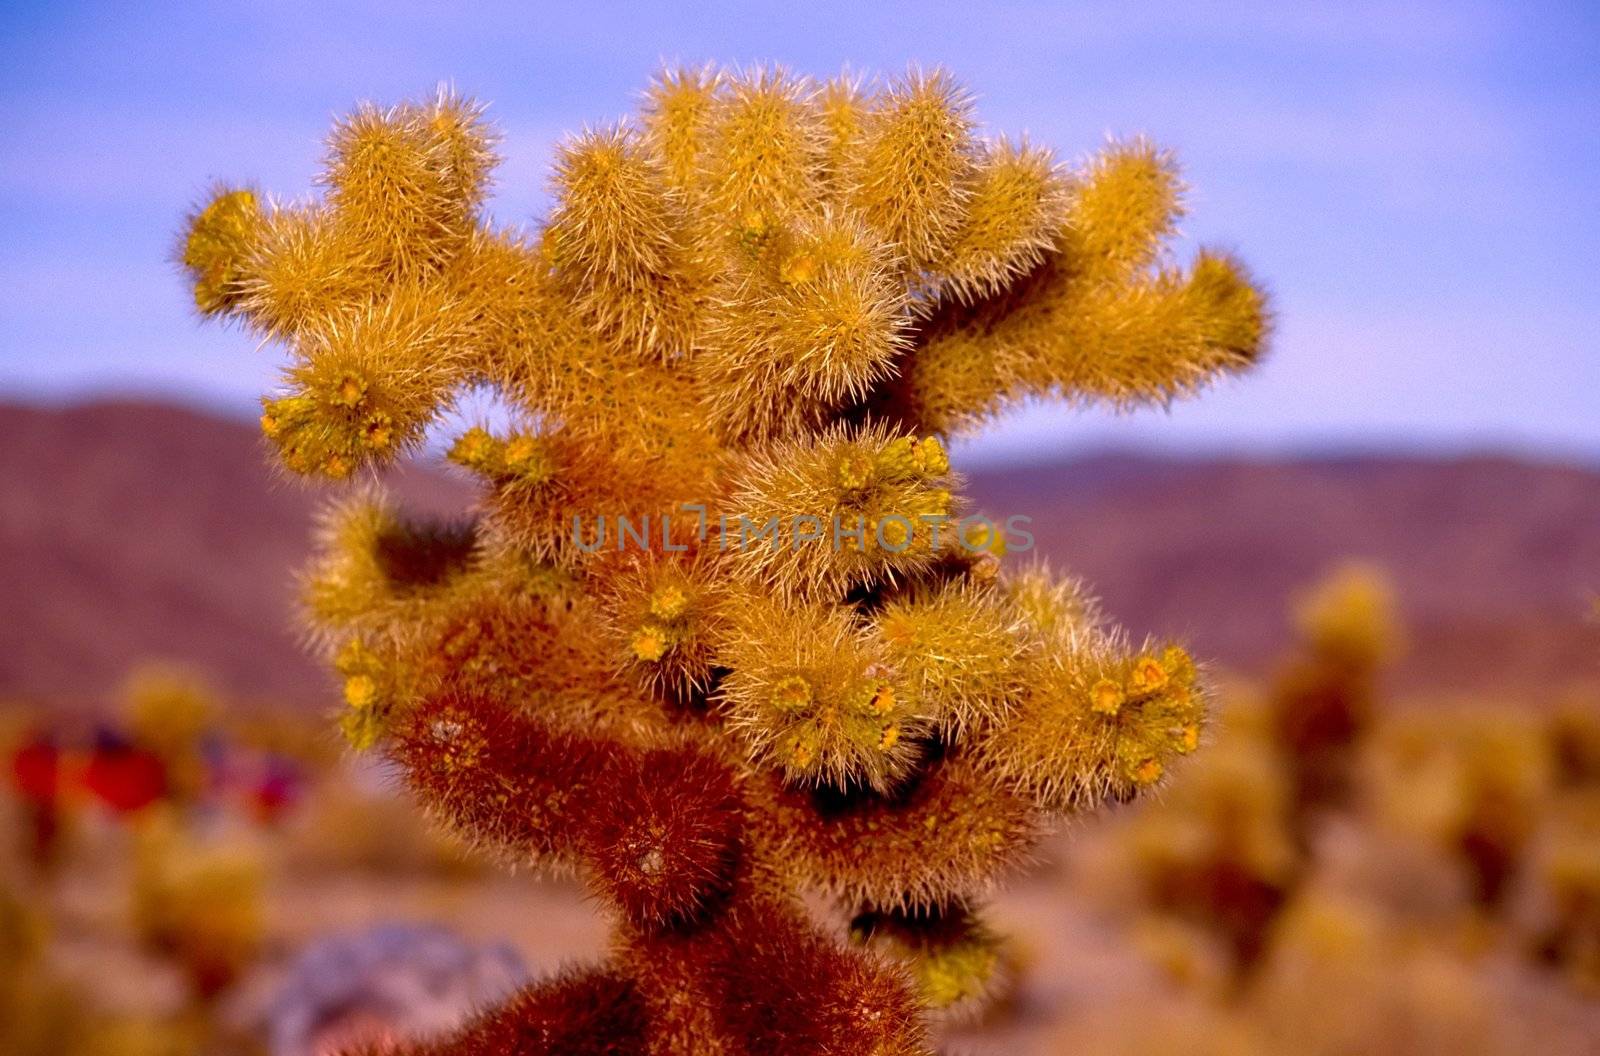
[82, 742, 167, 813]
[249, 762, 302, 825]
[11, 736, 60, 802]
[10, 734, 65, 868]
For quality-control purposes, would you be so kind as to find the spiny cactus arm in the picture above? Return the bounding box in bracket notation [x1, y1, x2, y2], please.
[876, 139, 1268, 436]
[707, 899, 930, 1055]
[584, 742, 747, 930]
[437, 226, 554, 388]
[998, 561, 1105, 644]
[848, 68, 977, 273]
[641, 65, 721, 195]
[180, 185, 262, 317]
[722, 427, 956, 601]
[689, 66, 1108, 439]
[817, 71, 866, 197]
[301, 494, 679, 748]
[714, 594, 928, 791]
[1062, 137, 1186, 279]
[392, 692, 743, 927]
[300, 494, 479, 737]
[892, 251, 1266, 436]
[408, 590, 675, 741]
[320, 89, 497, 276]
[951, 561, 1206, 809]
[931, 135, 1069, 304]
[752, 751, 1042, 911]
[236, 201, 384, 339]
[259, 283, 473, 478]
[717, 563, 1135, 911]
[851, 901, 1009, 1019]
[183, 89, 495, 329]
[545, 125, 704, 359]
[388, 691, 607, 866]
[970, 633, 1206, 812]
[181, 91, 504, 478]
[598, 547, 728, 698]
[695, 206, 911, 441]
[616, 869, 930, 1055]
[871, 578, 1033, 739]
[699, 66, 826, 238]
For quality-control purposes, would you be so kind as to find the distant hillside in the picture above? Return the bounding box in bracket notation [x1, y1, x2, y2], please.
[968, 453, 1600, 701]
[0, 400, 471, 709]
[2, 400, 1596, 709]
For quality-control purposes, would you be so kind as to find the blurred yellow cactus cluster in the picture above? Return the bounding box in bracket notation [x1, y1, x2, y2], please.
[1270, 565, 1398, 823]
[1099, 566, 1397, 986]
[1091, 567, 1600, 1026]
[181, 65, 1268, 1049]
[130, 809, 264, 1003]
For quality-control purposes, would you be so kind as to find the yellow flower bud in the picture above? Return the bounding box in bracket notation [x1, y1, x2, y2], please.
[361, 411, 394, 450]
[1129, 655, 1169, 695]
[915, 436, 950, 476]
[335, 372, 367, 408]
[343, 674, 378, 711]
[631, 626, 669, 662]
[1133, 757, 1164, 785]
[879, 517, 911, 550]
[773, 674, 814, 714]
[649, 584, 690, 621]
[1090, 678, 1124, 716]
[779, 251, 818, 285]
[836, 450, 874, 490]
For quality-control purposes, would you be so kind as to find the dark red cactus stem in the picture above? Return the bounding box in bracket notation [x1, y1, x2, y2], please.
[618, 859, 930, 1055]
[582, 743, 747, 930]
[393, 690, 747, 930]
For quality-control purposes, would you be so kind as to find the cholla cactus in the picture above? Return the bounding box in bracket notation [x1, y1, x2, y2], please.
[1268, 565, 1397, 828]
[1096, 567, 1394, 987]
[1370, 711, 1551, 911]
[1520, 798, 1600, 991]
[130, 808, 264, 1003]
[181, 65, 1266, 1053]
[1116, 704, 1298, 984]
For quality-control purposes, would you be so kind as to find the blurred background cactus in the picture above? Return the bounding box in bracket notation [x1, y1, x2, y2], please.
[1269, 566, 1398, 829]
[1091, 565, 1396, 987]
[129, 809, 264, 1004]
[176, 63, 1267, 1053]
[1071, 573, 1600, 1053]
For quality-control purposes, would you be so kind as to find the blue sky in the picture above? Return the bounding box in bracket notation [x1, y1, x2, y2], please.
[1, 1, 1595, 464]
